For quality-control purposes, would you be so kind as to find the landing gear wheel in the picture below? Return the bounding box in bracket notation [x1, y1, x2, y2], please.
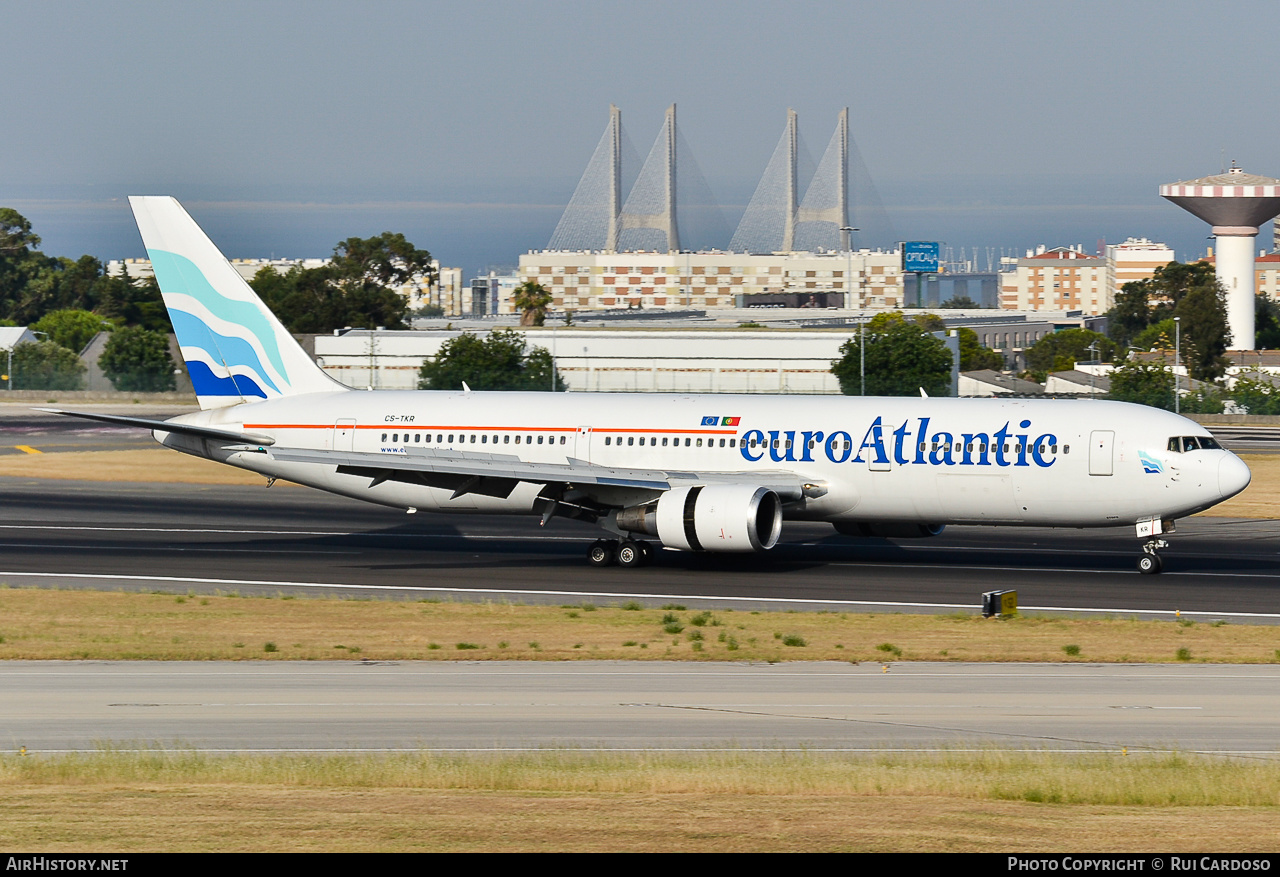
[616, 539, 645, 568]
[587, 539, 617, 567]
[1137, 553, 1163, 575]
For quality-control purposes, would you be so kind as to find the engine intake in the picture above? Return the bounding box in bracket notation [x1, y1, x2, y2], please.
[617, 484, 783, 553]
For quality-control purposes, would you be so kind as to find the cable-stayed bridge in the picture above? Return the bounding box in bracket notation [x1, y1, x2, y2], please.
[549, 106, 891, 255]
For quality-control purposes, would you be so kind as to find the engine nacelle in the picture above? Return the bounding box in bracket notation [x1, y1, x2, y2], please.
[616, 484, 783, 553]
[834, 522, 946, 539]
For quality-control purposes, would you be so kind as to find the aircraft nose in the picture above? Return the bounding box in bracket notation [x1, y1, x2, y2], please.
[1218, 454, 1251, 500]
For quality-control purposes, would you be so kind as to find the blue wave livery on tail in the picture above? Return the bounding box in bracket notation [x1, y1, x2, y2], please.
[129, 196, 345, 409]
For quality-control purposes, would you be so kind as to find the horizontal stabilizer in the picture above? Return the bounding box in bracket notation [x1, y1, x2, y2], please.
[36, 408, 276, 447]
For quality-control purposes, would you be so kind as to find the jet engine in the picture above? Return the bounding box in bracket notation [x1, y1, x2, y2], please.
[616, 484, 783, 553]
[834, 522, 946, 539]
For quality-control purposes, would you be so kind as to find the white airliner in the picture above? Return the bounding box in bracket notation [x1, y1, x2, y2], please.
[49, 197, 1252, 575]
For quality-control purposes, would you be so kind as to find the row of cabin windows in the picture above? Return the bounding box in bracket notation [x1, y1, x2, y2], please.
[378, 432, 1071, 457]
[382, 432, 566, 446]
[922, 441, 1069, 455]
[603, 436, 736, 447]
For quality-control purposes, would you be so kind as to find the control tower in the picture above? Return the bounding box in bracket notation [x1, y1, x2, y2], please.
[1161, 165, 1280, 349]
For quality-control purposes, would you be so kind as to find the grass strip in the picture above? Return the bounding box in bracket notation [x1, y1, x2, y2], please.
[0, 586, 1276, 663]
[3, 749, 1280, 852]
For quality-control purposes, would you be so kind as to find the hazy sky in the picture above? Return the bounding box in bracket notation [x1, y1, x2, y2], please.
[4, 0, 1278, 277]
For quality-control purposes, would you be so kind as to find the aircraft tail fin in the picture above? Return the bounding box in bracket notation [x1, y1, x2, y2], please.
[129, 196, 347, 410]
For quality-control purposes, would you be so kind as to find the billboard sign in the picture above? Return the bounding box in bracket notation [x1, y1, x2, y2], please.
[902, 241, 940, 273]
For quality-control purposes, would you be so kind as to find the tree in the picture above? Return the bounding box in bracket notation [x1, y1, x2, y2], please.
[1106, 281, 1155, 347]
[940, 295, 979, 309]
[1024, 329, 1116, 382]
[957, 327, 1004, 371]
[0, 208, 40, 255]
[512, 280, 552, 327]
[1131, 318, 1177, 353]
[98, 327, 176, 392]
[418, 329, 565, 391]
[31, 309, 109, 354]
[1225, 376, 1280, 415]
[9, 340, 85, 390]
[1105, 261, 1230, 366]
[250, 230, 434, 334]
[1173, 282, 1230, 381]
[329, 232, 435, 289]
[97, 273, 169, 331]
[831, 312, 952, 396]
[1256, 294, 1280, 349]
[1108, 360, 1174, 410]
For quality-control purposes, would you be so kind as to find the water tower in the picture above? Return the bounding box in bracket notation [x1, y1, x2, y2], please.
[1160, 165, 1280, 350]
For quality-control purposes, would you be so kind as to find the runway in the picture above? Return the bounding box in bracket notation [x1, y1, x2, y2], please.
[5, 661, 1279, 755]
[0, 479, 1277, 619]
[3, 412, 1280, 757]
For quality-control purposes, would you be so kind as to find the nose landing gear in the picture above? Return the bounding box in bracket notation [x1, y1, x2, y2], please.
[1138, 539, 1168, 575]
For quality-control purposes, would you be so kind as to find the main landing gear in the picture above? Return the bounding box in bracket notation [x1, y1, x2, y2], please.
[587, 538, 654, 568]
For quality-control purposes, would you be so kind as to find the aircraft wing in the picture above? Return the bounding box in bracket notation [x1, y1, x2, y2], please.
[261, 445, 811, 503]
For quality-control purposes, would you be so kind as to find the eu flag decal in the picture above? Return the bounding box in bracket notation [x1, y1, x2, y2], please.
[700, 416, 719, 426]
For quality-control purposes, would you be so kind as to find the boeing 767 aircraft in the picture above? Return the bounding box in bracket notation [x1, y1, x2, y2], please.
[47, 197, 1252, 574]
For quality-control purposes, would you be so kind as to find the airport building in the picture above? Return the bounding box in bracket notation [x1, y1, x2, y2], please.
[514, 249, 907, 313]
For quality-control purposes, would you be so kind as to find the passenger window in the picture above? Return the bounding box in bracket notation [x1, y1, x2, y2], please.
[381, 433, 387, 442]
[662, 437, 668, 446]
[628, 437, 634, 446]
[415, 434, 421, 443]
[605, 437, 611, 446]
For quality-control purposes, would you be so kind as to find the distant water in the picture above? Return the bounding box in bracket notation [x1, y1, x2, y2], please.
[5, 188, 1242, 281]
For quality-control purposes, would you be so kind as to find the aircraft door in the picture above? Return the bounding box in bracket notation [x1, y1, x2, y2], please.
[332, 418, 356, 452]
[574, 426, 592, 463]
[868, 421, 893, 472]
[1089, 430, 1114, 476]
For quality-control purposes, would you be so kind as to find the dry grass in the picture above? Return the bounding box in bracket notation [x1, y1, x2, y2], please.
[3, 750, 1280, 851]
[0, 587, 1275, 663]
[0, 448, 272, 485]
[1194, 454, 1280, 518]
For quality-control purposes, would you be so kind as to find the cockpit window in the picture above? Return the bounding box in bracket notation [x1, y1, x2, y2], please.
[1168, 435, 1222, 453]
